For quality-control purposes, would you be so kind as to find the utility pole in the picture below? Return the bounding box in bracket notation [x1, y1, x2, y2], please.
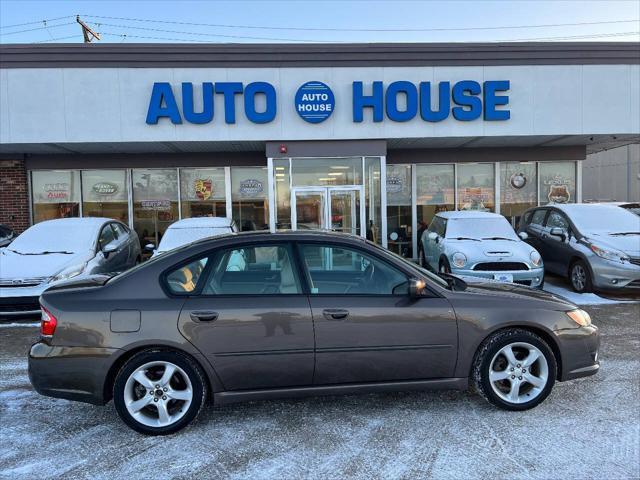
[76, 15, 100, 43]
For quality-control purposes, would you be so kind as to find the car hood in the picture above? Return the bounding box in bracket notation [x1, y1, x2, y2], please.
[585, 232, 640, 257]
[0, 249, 91, 280]
[448, 238, 536, 261]
[459, 277, 576, 309]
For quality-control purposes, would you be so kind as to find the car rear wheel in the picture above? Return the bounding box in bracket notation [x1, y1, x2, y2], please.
[113, 350, 207, 435]
[472, 329, 556, 411]
[569, 260, 592, 293]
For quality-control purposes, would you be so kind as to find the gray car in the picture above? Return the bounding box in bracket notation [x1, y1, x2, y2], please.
[518, 204, 640, 293]
[0, 218, 141, 318]
[421, 211, 545, 288]
[29, 231, 599, 435]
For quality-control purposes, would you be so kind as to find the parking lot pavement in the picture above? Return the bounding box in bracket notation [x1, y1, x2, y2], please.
[1, 302, 638, 480]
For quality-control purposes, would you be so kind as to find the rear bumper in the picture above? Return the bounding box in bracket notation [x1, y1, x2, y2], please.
[28, 341, 120, 405]
[555, 324, 600, 382]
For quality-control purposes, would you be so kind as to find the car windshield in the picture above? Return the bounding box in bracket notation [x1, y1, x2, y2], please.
[157, 227, 231, 252]
[8, 223, 96, 254]
[567, 205, 640, 234]
[446, 217, 519, 241]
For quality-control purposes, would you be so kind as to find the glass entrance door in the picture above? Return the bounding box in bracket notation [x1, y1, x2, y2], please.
[291, 186, 364, 237]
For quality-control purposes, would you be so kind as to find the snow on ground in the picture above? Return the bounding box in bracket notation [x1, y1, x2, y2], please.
[543, 282, 636, 305]
[0, 303, 639, 479]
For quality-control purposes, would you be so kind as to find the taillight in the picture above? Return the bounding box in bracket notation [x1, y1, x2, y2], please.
[40, 306, 57, 337]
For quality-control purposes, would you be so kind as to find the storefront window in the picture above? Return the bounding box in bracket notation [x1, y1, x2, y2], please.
[416, 164, 455, 240]
[31, 170, 80, 223]
[274, 159, 291, 230]
[539, 161, 576, 205]
[457, 163, 495, 212]
[291, 157, 362, 187]
[365, 157, 382, 244]
[81, 170, 129, 224]
[180, 168, 226, 219]
[386, 164, 413, 258]
[500, 162, 537, 229]
[132, 169, 179, 250]
[231, 167, 269, 231]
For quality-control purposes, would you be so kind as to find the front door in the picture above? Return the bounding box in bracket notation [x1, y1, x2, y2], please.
[177, 243, 315, 391]
[292, 187, 365, 237]
[297, 242, 458, 385]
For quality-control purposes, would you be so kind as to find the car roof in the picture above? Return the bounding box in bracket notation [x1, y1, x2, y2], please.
[547, 203, 626, 214]
[32, 217, 111, 228]
[167, 217, 233, 229]
[436, 211, 502, 219]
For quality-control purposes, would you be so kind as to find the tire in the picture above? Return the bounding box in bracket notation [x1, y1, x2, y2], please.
[472, 329, 557, 411]
[439, 257, 451, 274]
[569, 259, 592, 293]
[113, 350, 207, 435]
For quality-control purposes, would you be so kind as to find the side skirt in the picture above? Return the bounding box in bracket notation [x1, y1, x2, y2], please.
[213, 377, 469, 405]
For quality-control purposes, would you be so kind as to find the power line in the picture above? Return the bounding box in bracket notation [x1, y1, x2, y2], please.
[0, 22, 76, 36]
[0, 15, 75, 29]
[32, 35, 79, 44]
[82, 15, 640, 33]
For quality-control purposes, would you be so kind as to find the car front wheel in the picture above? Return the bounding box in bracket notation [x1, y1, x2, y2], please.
[472, 329, 557, 411]
[569, 259, 592, 293]
[113, 350, 207, 435]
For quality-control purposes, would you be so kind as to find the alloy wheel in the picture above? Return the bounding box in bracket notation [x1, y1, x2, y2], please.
[488, 342, 549, 404]
[571, 264, 587, 292]
[123, 361, 193, 428]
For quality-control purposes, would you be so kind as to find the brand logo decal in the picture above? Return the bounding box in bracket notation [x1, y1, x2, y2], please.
[510, 173, 527, 189]
[92, 182, 118, 195]
[239, 179, 263, 196]
[295, 81, 335, 123]
[194, 178, 212, 201]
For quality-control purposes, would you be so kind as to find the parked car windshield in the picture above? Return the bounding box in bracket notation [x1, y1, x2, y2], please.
[7, 223, 97, 254]
[446, 217, 519, 241]
[567, 205, 640, 234]
[158, 227, 231, 252]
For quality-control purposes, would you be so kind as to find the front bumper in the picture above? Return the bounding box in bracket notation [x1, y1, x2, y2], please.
[28, 341, 120, 405]
[0, 284, 48, 318]
[451, 266, 545, 288]
[589, 257, 640, 291]
[555, 324, 600, 381]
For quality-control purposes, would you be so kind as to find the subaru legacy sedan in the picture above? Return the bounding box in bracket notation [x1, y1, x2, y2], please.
[421, 211, 544, 288]
[0, 218, 140, 318]
[29, 231, 599, 435]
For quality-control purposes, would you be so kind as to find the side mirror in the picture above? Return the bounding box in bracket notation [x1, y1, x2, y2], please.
[102, 243, 117, 258]
[144, 243, 156, 252]
[518, 231, 528, 241]
[549, 227, 567, 241]
[409, 278, 427, 298]
[427, 231, 438, 241]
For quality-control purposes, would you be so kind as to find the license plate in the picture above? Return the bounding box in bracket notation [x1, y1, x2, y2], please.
[493, 273, 514, 283]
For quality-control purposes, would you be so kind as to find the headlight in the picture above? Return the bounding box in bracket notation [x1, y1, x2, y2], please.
[566, 309, 592, 327]
[530, 250, 542, 267]
[52, 263, 87, 283]
[451, 252, 467, 268]
[588, 242, 629, 264]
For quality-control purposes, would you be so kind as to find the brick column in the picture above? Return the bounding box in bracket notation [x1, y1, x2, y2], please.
[0, 159, 30, 233]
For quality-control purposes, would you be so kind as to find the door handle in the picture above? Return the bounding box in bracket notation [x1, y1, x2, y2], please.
[190, 310, 219, 322]
[322, 309, 349, 320]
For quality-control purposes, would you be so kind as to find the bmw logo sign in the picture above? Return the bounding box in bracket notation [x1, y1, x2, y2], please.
[295, 81, 335, 123]
[510, 173, 527, 189]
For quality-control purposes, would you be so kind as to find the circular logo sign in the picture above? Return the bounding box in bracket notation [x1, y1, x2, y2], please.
[510, 173, 527, 189]
[295, 81, 335, 123]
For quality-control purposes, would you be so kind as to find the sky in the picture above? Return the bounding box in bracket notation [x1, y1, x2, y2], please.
[0, 0, 639, 44]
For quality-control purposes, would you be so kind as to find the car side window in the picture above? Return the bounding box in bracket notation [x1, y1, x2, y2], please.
[546, 211, 569, 230]
[166, 258, 209, 294]
[99, 224, 116, 249]
[300, 244, 409, 295]
[530, 209, 547, 227]
[202, 244, 301, 295]
[112, 223, 127, 238]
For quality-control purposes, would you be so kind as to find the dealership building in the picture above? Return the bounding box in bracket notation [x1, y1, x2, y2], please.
[0, 42, 639, 260]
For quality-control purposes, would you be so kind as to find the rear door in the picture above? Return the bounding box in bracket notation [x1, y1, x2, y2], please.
[298, 242, 458, 385]
[177, 242, 315, 390]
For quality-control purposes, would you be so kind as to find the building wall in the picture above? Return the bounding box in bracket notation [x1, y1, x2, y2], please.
[582, 144, 640, 202]
[1, 64, 639, 145]
[0, 158, 30, 233]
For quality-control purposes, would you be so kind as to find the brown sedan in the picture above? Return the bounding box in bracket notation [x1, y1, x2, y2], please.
[29, 231, 599, 435]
